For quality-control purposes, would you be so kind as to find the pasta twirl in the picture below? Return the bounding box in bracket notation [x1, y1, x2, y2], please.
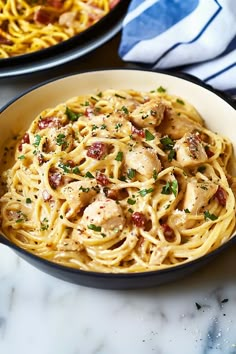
[0, 0, 118, 58]
[0, 88, 236, 273]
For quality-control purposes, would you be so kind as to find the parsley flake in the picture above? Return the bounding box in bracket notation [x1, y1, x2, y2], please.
[88, 224, 101, 232]
[66, 107, 82, 121]
[85, 171, 94, 179]
[176, 98, 185, 105]
[127, 198, 136, 205]
[145, 130, 155, 141]
[157, 86, 166, 93]
[204, 210, 218, 221]
[127, 169, 136, 180]
[139, 188, 154, 197]
[33, 135, 41, 147]
[115, 151, 123, 162]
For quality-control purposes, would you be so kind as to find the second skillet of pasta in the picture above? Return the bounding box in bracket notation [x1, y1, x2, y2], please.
[0, 0, 119, 58]
[0, 87, 236, 273]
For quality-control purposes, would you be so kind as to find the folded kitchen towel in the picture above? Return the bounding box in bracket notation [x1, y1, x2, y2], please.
[119, 0, 236, 94]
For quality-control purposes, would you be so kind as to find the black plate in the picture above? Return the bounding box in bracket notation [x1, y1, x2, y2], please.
[0, 0, 130, 77]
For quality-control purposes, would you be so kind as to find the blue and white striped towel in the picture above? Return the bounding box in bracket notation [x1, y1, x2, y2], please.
[119, 0, 236, 95]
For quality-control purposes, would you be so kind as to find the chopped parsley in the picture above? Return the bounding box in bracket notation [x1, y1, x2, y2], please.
[85, 171, 94, 179]
[168, 149, 176, 162]
[160, 136, 175, 150]
[58, 162, 70, 173]
[115, 151, 123, 162]
[139, 188, 154, 197]
[157, 86, 166, 93]
[184, 208, 190, 213]
[127, 198, 136, 205]
[88, 224, 101, 232]
[145, 129, 155, 141]
[128, 208, 134, 213]
[115, 93, 126, 99]
[153, 169, 158, 181]
[72, 167, 80, 175]
[56, 134, 67, 146]
[33, 134, 41, 147]
[18, 155, 25, 160]
[121, 106, 129, 114]
[161, 180, 178, 197]
[101, 124, 107, 130]
[97, 92, 102, 98]
[115, 123, 123, 131]
[176, 98, 185, 105]
[66, 107, 82, 121]
[92, 125, 99, 131]
[127, 169, 136, 180]
[40, 217, 49, 231]
[204, 210, 218, 221]
[26, 198, 32, 204]
[90, 96, 98, 102]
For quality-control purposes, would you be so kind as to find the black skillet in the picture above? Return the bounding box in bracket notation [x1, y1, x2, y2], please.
[0, 69, 235, 290]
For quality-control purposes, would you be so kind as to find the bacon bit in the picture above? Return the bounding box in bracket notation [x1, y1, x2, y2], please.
[46, 0, 63, 9]
[214, 186, 227, 206]
[42, 189, 52, 201]
[67, 160, 75, 167]
[131, 212, 146, 227]
[38, 154, 44, 165]
[38, 116, 61, 130]
[34, 8, 54, 25]
[85, 107, 94, 118]
[0, 35, 13, 45]
[109, 0, 120, 9]
[87, 142, 107, 160]
[104, 188, 118, 200]
[96, 172, 109, 186]
[18, 133, 30, 151]
[205, 146, 214, 158]
[131, 125, 145, 138]
[49, 169, 62, 189]
[161, 223, 175, 242]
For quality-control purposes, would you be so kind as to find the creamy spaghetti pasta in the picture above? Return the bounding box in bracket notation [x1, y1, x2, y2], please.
[0, 0, 118, 58]
[0, 87, 236, 273]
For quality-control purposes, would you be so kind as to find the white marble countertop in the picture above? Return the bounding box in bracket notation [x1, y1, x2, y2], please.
[0, 35, 236, 354]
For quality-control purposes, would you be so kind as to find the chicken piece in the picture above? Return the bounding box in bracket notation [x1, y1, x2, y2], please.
[130, 98, 165, 128]
[82, 198, 125, 234]
[59, 12, 76, 27]
[61, 180, 98, 217]
[149, 246, 170, 265]
[126, 146, 162, 178]
[158, 109, 203, 140]
[175, 132, 208, 167]
[183, 179, 218, 214]
[44, 125, 74, 153]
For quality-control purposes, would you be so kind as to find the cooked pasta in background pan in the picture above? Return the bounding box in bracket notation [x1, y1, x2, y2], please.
[0, 0, 119, 58]
[0, 87, 235, 273]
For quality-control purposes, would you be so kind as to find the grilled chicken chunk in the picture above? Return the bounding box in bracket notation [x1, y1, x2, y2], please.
[158, 109, 203, 140]
[126, 146, 162, 178]
[82, 198, 125, 233]
[175, 132, 208, 167]
[61, 180, 98, 217]
[130, 98, 165, 128]
[183, 179, 218, 214]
